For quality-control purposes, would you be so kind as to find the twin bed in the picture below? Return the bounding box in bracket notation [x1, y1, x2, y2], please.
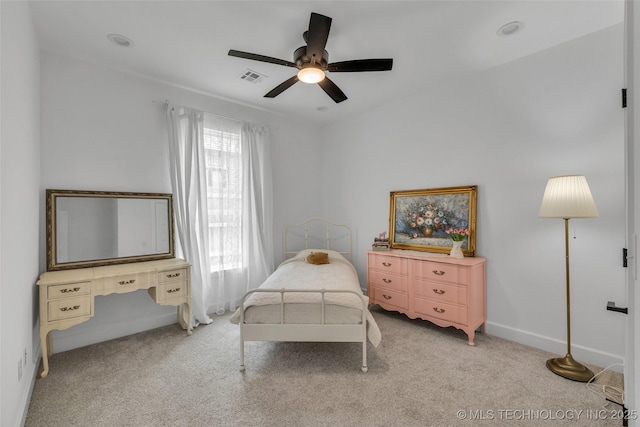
[230, 218, 381, 372]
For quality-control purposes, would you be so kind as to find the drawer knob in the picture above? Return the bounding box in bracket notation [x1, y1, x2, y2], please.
[382, 278, 392, 284]
[118, 279, 136, 285]
[166, 272, 181, 278]
[432, 289, 445, 295]
[433, 307, 445, 314]
[382, 294, 392, 300]
[60, 287, 80, 294]
[167, 287, 181, 294]
[382, 262, 392, 267]
[432, 270, 445, 276]
[60, 305, 80, 312]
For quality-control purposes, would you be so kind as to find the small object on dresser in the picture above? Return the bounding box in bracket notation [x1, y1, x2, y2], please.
[372, 232, 390, 251]
[372, 242, 390, 251]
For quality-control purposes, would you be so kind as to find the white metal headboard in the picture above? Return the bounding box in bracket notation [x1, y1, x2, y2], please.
[283, 217, 352, 261]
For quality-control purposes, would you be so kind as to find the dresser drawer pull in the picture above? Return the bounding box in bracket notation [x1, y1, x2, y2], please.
[60, 287, 81, 294]
[382, 262, 392, 267]
[382, 294, 392, 300]
[432, 270, 445, 276]
[382, 278, 392, 284]
[166, 287, 181, 294]
[432, 289, 445, 295]
[118, 279, 136, 285]
[166, 272, 181, 278]
[60, 305, 80, 312]
[433, 307, 446, 314]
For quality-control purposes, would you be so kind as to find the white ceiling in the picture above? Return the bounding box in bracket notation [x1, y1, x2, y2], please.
[28, 1, 624, 125]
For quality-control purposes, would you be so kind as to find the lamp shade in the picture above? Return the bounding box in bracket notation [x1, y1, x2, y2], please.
[539, 175, 599, 218]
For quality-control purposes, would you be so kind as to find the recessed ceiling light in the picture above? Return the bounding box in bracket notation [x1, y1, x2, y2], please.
[497, 21, 524, 37]
[107, 34, 134, 48]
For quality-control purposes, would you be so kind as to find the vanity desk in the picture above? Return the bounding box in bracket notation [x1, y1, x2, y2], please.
[39, 189, 190, 378]
[37, 258, 192, 378]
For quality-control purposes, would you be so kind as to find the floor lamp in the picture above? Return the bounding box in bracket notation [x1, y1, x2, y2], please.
[539, 175, 598, 382]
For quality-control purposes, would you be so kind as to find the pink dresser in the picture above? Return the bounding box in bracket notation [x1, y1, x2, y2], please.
[367, 250, 486, 345]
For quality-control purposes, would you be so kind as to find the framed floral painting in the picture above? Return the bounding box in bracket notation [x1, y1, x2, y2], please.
[389, 185, 477, 256]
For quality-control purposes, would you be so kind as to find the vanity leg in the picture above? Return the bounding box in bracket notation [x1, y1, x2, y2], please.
[40, 330, 51, 378]
[177, 302, 192, 335]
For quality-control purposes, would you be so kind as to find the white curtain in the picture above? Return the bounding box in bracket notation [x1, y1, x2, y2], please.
[166, 103, 274, 326]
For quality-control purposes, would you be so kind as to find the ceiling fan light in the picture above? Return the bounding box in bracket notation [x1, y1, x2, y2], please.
[297, 67, 325, 84]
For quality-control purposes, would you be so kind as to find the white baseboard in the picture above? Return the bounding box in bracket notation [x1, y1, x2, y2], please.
[486, 320, 625, 373]
[16, 362, 38, 427]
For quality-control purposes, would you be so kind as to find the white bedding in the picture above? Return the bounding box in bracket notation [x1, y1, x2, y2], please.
[230, 249, 381, 347]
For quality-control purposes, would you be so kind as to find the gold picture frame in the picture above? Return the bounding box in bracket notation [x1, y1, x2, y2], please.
[389, 185, 477, 256]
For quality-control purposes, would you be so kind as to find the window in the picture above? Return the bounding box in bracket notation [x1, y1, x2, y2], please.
[203, 125, 242, 272]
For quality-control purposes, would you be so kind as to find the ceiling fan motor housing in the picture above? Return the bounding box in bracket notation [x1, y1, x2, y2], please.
[294, 46, 328, 69]
[228, 12, 392, 103]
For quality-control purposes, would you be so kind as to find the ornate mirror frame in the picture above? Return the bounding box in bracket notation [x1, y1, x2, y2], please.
[46, 189, 175, 271]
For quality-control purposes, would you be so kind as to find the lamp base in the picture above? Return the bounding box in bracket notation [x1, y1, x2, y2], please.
[546, 354, 594, 382]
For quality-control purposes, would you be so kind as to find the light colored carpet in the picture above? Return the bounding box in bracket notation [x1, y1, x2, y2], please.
[26, 306, 624, 427]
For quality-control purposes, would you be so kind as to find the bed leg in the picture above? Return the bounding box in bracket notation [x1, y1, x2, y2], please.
[361, 340, 368, 373]
[240, 326, 245, 373]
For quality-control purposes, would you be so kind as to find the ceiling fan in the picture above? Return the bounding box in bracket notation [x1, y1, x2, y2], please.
[228, 12, 393, 103]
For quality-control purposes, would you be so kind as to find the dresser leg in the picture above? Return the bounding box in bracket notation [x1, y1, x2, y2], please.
[467, 330, 476, 346]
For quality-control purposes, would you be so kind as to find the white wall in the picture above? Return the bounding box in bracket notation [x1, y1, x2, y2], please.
[39, 51, 323, 352]
[321, 24, 626, 369]
[0, 2, 41, 426]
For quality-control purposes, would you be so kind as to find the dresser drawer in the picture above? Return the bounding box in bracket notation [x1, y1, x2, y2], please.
[368, 253, 407, 276]
[370, 286, 409, 310]
[101, 272, 152, 292]
[48, 296, 92, 321]
[368, 270, 408, 292]
[414, 298, 468, 325]
[158, 268, 188, 284]
[413, 280, 467, 306]
[47, 282, 91, 300]
[412, 261, 466, 285]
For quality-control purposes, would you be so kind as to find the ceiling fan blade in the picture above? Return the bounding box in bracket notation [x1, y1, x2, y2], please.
[264, 75, 299, 98]
[327, 59, 394, 73]
[305, 13, 332, 61]
[318, 76, 347, 103]
[228, 49, 296, 68]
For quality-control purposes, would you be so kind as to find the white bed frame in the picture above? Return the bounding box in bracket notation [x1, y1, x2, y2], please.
[238, 218, 369, 373]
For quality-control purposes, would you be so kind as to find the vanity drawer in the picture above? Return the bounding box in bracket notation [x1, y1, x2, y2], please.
[48, 296, 92, 321]
[47, 282, 91, 300]
[368, 270, 408, 292]
[149, 282, 188, 303]
[414, 298, 468, 326]
[368, 253, 407, 276]
[158, 268, 188, 284]
[101, 272, 151, 292]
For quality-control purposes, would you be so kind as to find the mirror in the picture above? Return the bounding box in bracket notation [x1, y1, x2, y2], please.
[46, 189, 175, 271]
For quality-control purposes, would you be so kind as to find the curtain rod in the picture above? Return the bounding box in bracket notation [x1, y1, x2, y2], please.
[153, 99, 250, 125]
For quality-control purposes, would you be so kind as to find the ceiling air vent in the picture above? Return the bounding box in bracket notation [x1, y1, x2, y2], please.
[240, 69, 267, 84]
